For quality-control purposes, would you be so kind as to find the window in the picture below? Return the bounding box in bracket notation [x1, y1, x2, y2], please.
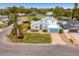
[40, 24, 42, 29]
[36, 26, 38, 28]
[52, 21, 53, 23]
[46, 21, 47, 23]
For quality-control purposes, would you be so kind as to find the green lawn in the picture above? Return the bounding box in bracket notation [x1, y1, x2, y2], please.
[0, 24, 5, 29]
[23, 33, 51, 44]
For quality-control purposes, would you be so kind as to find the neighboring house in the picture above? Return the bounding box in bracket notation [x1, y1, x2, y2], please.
[60, 20, 79, 32]
[46, 12, 53, 16]
[0, 16, 8, 24]
[30, 16, 60, 32]
[17, 13, 26, 17]
[62, 16, 69, 21]
[18, 17, 29, 24]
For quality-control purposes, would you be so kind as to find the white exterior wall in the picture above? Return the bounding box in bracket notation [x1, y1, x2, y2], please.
[30, 24, 40, 30]
[42, 25, 47, 30]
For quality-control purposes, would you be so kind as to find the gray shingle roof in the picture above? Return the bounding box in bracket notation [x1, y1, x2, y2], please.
[61, 20, 79, 29]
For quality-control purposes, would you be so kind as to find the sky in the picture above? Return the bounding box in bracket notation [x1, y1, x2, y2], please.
[0, 3, 78, 9]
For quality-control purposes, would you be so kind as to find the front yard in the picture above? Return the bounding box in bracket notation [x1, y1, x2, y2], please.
[23, 33, 51, 44]
[0, 24, 6, 29]
[9, 33, 52, 44]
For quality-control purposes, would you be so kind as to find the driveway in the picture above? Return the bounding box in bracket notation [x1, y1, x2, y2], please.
[50, 33, 67, 45]
[68, 33, 79, 46]
[69, 33, 79, 41]
[0, 29, 3, 32]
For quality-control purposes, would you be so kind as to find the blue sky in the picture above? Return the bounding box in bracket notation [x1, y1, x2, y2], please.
[0, 3, 78, 9]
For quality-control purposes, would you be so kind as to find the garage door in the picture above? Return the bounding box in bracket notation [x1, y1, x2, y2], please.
[49, 29, 59, 32]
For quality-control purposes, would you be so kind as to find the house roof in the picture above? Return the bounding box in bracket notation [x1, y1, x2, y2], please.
[68, 20, 79, 25]
[30, 21, 41, 26]
[62, 16, 69, 21]
[0, 16, 8, 21]
[46, 12, 53, 15]
[61, 20, 79, 29]
[62, 23, 74, 29]
[41, 16, 57, 21]
[30, 17, 58, 27]
[47, 21, 60, 28]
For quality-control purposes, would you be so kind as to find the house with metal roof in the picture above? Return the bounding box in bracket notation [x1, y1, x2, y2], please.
[30, 16, 60, 32]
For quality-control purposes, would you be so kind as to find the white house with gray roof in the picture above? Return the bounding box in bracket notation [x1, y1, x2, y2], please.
[30, 16, 60, 32]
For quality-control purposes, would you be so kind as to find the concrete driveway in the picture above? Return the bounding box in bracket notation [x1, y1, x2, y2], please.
[69, 33, 79, 41]
[68, 33, 79, 46]
[50, 33, 67, 45]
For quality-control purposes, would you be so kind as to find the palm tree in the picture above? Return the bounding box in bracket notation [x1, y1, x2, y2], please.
[8, 6, 20, 36]
[13, 13, 20, 36]
[74, 3, 78, 9]
[72, 3, 78, 19]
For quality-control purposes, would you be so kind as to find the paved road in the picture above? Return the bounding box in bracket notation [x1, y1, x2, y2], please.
[0, 24, 79, 56]
[1, 43, 79, 56]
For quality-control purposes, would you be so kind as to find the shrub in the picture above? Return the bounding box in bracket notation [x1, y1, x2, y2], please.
[69, 39, 74, 44]
[0, 24, 5, 29]
[17, 35, 24, 39]
[42, 30, 47, 32]
[21, 23, 29, 30]
[59, 29, 63, 33]
[17, 32, 24, 39]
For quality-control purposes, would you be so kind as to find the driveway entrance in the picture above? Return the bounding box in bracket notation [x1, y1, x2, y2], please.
[50, 33, 67, 45]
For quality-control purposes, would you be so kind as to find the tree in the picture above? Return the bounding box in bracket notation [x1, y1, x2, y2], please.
[11, 13, 19, 36]
[33, 16, 40, 21]
[53, 6, 65, 20]
[7, 6, 21, 13]
[0, 9, 10, 16]
[28, 15, 40, 21]
[72, 3, 79, 19]
[65, 8, 72, 17]
[74, 3, 78, 9]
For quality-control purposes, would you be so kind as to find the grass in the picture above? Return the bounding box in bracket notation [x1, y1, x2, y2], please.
[0, 24, 5, 29]
[23, 33, 51, 44]
[8, 32, 52, 44]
